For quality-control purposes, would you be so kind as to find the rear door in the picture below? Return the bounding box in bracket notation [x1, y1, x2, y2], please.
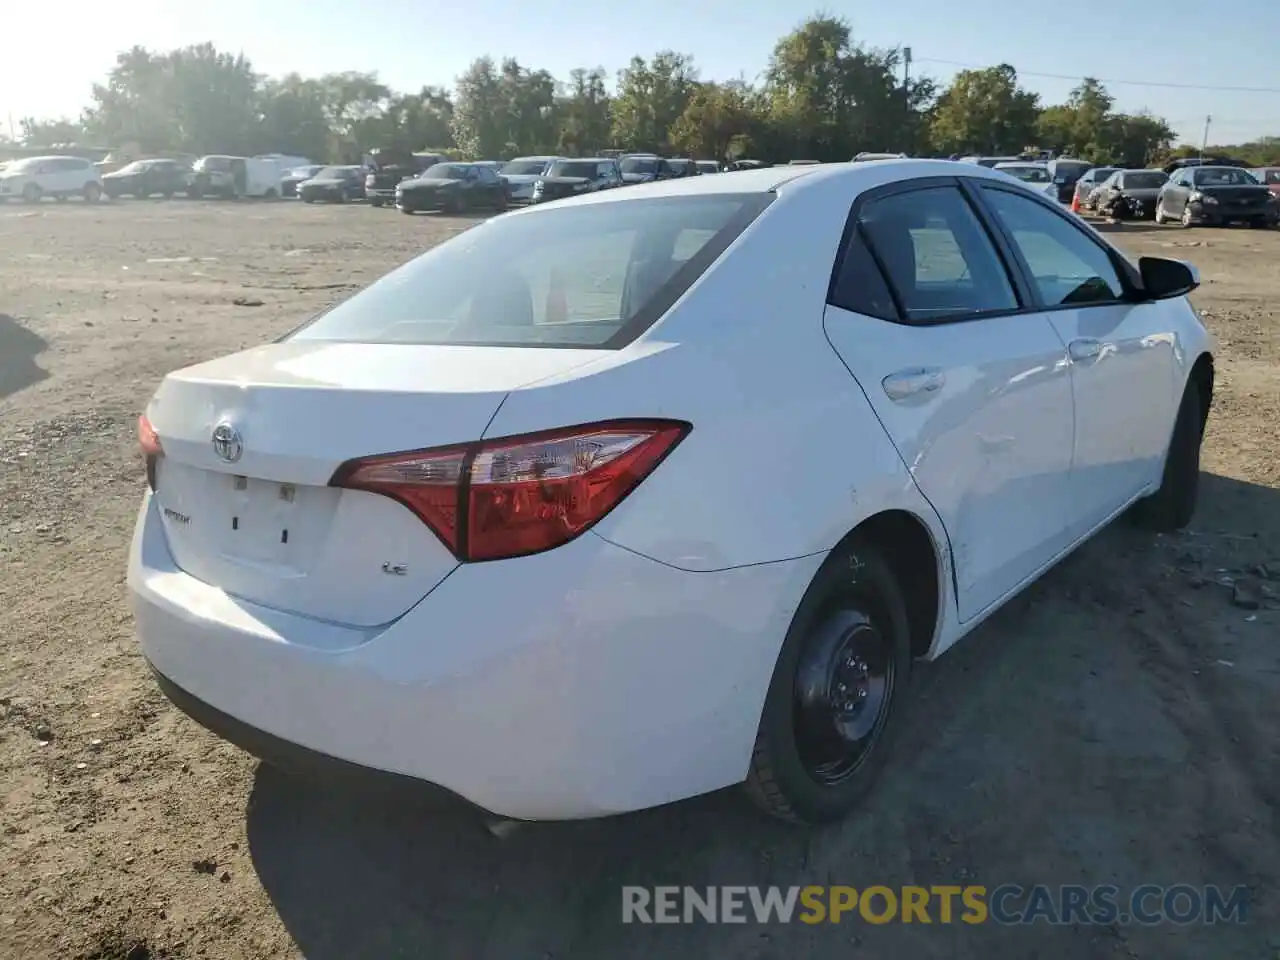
[973, 182, 1179, 528]
[822, 177, 1077, 622]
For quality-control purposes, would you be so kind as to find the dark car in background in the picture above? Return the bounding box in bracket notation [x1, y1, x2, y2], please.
[695, 160, 721, 174]
[281, 164, 324, 198]
[298, 166, 367, 203]
[1155, 165, 1278, 228]
[500, 156, 561, 204]
[102, 159, 191, 199]
[531, 158, 623, 203]
[366, 151, 445, 207]
[1163, 155, 1251, 175]
[1072, 166, 1120, 210]
[1092, 169, 1169, 220]
[396, 162, 508, 214]
[666, 159, 699, 177]
[1045, 157, 1092, 203]
[619, 154, 673, 185]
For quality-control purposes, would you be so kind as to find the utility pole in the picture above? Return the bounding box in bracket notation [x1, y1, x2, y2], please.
[1200, 115, 1211, 161]
[903, 46, 912, 90]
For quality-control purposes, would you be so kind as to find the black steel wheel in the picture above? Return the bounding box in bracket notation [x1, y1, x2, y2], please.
[745, 538, 912, 824]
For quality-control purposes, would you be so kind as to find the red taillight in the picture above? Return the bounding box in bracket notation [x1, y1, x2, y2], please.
[331, 419, 690, 562]
[138, 414, 163, 490]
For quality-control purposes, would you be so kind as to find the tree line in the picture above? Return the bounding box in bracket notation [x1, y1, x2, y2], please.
[9, 15, 1279, 168]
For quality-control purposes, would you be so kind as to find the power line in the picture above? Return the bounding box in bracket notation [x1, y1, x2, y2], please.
[913, 57, 1280, 95]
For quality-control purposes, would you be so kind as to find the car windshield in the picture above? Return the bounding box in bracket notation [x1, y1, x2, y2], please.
[420, 164, 469, 180]
[314, 166, 351, 179]
[288, 194, 768, 349]
[505, 160, 552, 176]
[194, 157, 231, 172]
[115, 161, 154, 175]
[1193, 167, 1259, 186]
[999, 165, 1050, 183]
[697, 162, 719, 172]
[1122, 172, 1168, 189]
[1088, 168, 1118, 182]
[621, 157, 658, 174]
[548, 161, 598, 178]
[292, 165, 322, 177]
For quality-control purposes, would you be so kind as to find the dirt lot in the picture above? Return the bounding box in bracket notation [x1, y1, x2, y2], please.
[1, 199, 1277, 960]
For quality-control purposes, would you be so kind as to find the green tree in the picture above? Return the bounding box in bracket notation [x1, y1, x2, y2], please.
[931, 64, 1041, 155]
[555, 68, 611, 155]
[669, 82, 752, 160]
[611, 52, 699, 152]
[18, 117, 85, 145]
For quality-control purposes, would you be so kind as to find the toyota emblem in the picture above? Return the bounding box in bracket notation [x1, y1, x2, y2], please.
[211, 422, 243, 463]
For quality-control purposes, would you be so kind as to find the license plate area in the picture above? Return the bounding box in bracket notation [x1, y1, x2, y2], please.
[219, 474, 305, 567]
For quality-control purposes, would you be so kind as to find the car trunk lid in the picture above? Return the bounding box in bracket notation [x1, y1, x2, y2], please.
[146, 340, 608, 627]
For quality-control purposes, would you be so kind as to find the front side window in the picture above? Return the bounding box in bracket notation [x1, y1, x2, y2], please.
[856, 186, 1019, 322]
[288, 194, 770, 348]
[981, 187, 1125, 306]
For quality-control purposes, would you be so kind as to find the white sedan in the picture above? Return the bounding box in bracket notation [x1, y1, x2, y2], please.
[129, 160, 1214, 825]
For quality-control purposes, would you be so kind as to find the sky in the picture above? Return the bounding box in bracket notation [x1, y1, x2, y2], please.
[5, 0, 1280, 147]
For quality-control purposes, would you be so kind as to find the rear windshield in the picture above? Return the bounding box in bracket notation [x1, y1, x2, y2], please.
[1193, 167, 1259, 186]
[621, 157, 659, 174]
[1121, 172, 1167, 189]
[547, 161, 598, 178]
[288, 194, 770, 349]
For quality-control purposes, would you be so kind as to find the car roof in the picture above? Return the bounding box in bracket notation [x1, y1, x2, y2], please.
[523, 158, 1013, 207]
[994, 161, 1046, 168]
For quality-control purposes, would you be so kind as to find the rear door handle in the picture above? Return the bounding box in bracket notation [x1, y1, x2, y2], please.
[1069, 338, 1102, 362]
[882, 368, 946, 401]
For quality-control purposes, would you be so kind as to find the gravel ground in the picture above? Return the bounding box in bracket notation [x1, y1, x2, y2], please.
[1, 199, 1278, 960]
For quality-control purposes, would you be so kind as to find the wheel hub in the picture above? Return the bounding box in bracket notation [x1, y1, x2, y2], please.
[793, 609, 895, 785]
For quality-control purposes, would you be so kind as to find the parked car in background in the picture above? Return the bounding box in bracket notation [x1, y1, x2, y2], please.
[102, 158, 191, 199]
[726, 159, 769, 171]
[959, 156, 1019, 167]
[129, 160, 1214, 827]
[255, 154, 314, 175]
[1072, 167, 1120, 210]
[299, 165, 367, 203]
[1045, 158, 1092, 204]
[500, 156, 561, 204]
[620, 154, 673, 184]
[366, 150, 445, 207]
[281, 165, 324, 198]
[1162, 156, 1251, 175]
[666, 159, 699, 177]
[0, 155, 103, 202]
[396, 162, 509, 214]
[187, 156, 281, 199]
[474, 160, 506, 173]
[852, 152, 907, 161]
[1250, 167, 1280, 198]
[695, 160, 721, 174]
[532, 158, 623, 203]
[992, 161, 1058, 202]
[1155, 165, 1278, 228]
[1092, 169, 1169, 220]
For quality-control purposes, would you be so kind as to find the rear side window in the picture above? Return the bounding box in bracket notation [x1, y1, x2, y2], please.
[854, 186, 1019, 322]
[290, 194, 771, 348]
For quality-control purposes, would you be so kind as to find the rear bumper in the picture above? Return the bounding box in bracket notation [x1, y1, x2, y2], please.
[128, 493, 816, 820]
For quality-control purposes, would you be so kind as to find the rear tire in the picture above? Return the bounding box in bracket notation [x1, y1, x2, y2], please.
[1154, 203, 1166, 225]
[744, 539, 912, 824]
[1132, 379, 1205, 531]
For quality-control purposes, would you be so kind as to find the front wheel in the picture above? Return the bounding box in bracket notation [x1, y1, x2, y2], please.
[744, 539, 911, 824]
[1181, 205, 1194, 228]
[1132, 379, 1205, 531]
[22, 183, 42, 203]
[370, 198, 384, 208]
[1154, 202, 1166, 225]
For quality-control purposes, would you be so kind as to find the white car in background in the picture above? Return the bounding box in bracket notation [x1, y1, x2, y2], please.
[994, 161, 1060, 202]
[500, 155, 561, 203]
[130, 160, 1214, 826]
[0, 155, 103, 202]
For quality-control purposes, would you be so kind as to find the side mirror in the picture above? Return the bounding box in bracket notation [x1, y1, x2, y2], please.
[1138, 256, 1199, 300]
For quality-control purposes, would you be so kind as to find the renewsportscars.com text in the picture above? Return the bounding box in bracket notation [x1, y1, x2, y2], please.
[621, 884, 1249, 926]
